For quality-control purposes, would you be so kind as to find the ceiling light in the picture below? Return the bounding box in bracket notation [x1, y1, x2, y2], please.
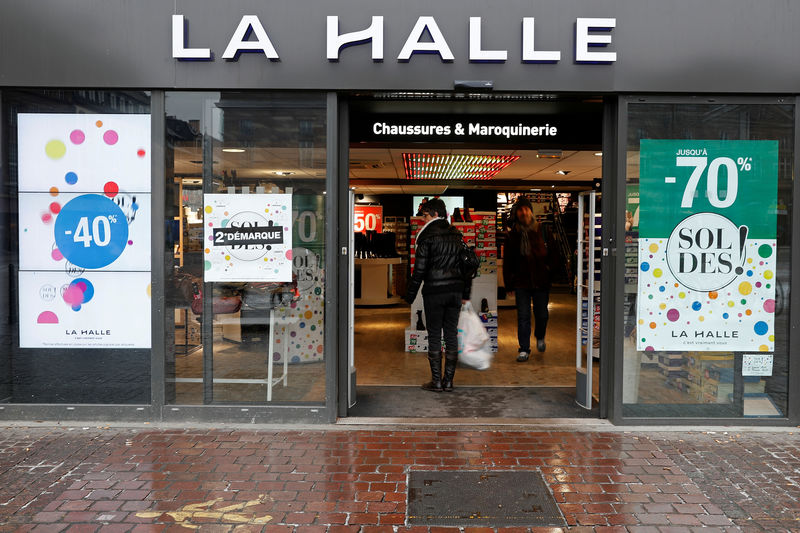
[401, 153, 519, 180]
[222, 148, 245, 153]
[555, 170, 571, 175]
[530, 188, 541, 191]
[272, 171, 295, 176]
[594, 152, 603, 157]
[537, 149, 562, 159]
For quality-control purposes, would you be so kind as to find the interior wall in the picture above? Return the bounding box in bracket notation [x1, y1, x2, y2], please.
[355, 190, 500, 217]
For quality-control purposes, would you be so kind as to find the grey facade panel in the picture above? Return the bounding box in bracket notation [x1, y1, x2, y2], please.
[1, 0, 799, 92]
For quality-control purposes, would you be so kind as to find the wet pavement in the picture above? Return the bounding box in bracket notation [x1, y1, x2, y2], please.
[1, 425, 799, 532]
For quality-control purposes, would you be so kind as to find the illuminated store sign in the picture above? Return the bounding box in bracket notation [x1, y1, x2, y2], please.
[173, 14, 616, 63]
[374, 122, 557, 138]
[350, 114, 602, 145]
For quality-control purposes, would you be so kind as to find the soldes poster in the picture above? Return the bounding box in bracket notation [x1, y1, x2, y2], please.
[637, 140, 777, 352]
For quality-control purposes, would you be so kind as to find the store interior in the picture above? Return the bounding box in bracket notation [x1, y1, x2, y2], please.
[347, 145, 603, 418]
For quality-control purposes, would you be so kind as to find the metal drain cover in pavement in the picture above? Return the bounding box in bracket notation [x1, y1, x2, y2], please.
[407, 470, 566, 527]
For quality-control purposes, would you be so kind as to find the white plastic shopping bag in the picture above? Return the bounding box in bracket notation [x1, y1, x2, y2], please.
[457, 302, 493, 370]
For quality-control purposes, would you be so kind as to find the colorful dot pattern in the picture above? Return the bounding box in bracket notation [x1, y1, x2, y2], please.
[272, 247, 324, 364]
[17, 113, 152, 349]
[637, 238, 775, 352]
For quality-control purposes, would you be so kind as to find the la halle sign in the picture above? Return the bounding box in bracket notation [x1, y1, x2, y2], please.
[172, 15, 617, 64]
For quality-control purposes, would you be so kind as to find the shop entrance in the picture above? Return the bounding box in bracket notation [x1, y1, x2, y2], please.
[343, 94, 604, 419]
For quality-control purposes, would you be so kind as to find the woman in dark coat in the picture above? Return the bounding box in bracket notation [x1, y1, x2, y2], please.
[503, 196, 553, 361]
[406, 199, 471, 392]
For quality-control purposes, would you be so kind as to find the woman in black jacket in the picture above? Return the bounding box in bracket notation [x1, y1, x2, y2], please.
[406, 199, 472, 392]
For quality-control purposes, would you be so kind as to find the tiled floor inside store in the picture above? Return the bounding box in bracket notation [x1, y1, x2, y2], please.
[354, 291, 599, 390]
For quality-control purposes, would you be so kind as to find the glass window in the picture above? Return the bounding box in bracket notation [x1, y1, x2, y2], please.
[623, 101, 792, 418]
[165, 92, 327, 405]
[0, 90, 152, 404]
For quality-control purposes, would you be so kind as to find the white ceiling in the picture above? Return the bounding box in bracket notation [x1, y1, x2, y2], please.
[173, 145, 328, 179]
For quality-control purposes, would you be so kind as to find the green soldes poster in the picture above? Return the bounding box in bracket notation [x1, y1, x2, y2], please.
[637, 140, 777, 352]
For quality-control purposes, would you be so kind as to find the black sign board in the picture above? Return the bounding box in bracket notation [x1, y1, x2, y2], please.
[351, 113, 601, 146]
[213, 225, 285, 247]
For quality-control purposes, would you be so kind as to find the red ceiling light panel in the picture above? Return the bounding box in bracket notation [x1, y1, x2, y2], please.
[402, 153, 520, 180]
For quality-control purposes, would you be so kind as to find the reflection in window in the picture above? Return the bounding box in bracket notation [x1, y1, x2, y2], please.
[165, 92, 327, 405]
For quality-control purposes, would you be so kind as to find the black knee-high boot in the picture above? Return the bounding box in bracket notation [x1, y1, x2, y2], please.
[442, 351, 458, 392]
[422, 352, 443, 392]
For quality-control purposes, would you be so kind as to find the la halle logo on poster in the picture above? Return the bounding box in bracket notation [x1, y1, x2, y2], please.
[65, 328, 111, 336]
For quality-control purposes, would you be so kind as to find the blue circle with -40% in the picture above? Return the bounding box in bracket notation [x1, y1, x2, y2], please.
[54, 194, 128, 269]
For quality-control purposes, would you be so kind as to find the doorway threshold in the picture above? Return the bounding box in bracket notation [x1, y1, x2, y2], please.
[348, 385, 598, 418]
[337, 417, 611, 430]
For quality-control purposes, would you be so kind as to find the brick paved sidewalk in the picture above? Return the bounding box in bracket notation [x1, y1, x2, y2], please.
[1, 426, 799, 532]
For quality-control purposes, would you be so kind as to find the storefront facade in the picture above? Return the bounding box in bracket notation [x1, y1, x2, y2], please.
[0, 0, 798, 425]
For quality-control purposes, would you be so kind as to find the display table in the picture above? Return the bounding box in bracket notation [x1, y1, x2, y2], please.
[355, 257, 403, 306]
[213, 307, 294, 401]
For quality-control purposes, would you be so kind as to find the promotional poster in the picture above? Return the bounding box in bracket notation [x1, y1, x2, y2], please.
[18, 271, 152, 348]
[353, 204, 383, 233]
[637, 140, 777, 352]
[17, 113, 152, 348]
[203, 194, 293, 282]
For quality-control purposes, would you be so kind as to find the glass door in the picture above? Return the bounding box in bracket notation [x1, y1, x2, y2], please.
[164, 92, 328, 405]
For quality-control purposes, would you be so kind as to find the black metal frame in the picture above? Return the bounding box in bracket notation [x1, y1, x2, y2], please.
[336, 97, 351, 419]
[599, 96, 619, 421]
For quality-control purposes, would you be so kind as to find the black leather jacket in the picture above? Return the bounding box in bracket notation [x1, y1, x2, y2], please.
[406, 218, 471, 302]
